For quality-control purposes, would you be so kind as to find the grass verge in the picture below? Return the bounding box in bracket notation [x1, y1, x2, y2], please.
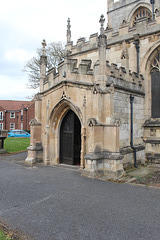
[0, 230, 12, 240]
[4, 138, 30, 153]
[0, 221, 24, 240]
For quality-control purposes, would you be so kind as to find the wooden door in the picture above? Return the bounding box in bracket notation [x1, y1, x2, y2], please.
[60, 110, 74, 165]
[60, 110, 81, 165]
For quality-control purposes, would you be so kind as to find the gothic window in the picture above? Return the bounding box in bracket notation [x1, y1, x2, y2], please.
[132, 7, 152, 27]
[151, 52, 160, 118]
[151, 52, 160, 72]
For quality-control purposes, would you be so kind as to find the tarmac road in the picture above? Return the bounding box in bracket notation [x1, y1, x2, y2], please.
[0, 152, 160, 240]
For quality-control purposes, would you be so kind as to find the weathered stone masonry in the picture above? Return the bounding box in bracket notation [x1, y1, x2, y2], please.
[26, 0, 160, 179]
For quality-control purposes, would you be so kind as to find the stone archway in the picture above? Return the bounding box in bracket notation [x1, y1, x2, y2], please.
[60, 109, 81, 165]
[47, 99, 83, 166]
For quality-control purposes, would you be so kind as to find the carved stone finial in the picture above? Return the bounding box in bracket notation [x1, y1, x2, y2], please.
[67, 18, 71, 44]
[67, 18, 71, 32]
[98, 15, 107, 48]
[99, 14, 105, 35]
[42, 39, 47, 56]
[40, 40, 47, 92]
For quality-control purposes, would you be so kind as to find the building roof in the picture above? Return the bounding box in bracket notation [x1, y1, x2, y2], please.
[0, 100, 34, 111]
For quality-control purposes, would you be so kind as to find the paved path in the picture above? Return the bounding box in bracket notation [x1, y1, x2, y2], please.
[0, 152, 160, 240]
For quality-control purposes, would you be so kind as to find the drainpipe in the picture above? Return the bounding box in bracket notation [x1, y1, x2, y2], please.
[130, 95, 137, 168]
[5, 110, 7, 130]
[26, 108, 28, 131]
[150, 0, 155, 21]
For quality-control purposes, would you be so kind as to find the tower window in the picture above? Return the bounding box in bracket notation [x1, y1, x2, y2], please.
[132, 7, 152, 27]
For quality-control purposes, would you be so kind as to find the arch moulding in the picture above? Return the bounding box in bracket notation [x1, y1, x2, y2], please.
[141, 39, 160, 74]
[127, 3, 152, 27]
[47, 98, 84, 166]
[49, 98, 83, 129]
[140, 40, 160, 119]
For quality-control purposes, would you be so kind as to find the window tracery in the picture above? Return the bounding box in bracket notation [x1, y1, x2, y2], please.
[150, 50, 160, 118]
[132, 7, 152, 27]
[150, 52, 160, 72]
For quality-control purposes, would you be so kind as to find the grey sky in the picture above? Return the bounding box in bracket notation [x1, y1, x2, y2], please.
[0, 0, 107, 100]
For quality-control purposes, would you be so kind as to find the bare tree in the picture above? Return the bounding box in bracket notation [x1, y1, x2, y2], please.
[24, 41, 65, 89]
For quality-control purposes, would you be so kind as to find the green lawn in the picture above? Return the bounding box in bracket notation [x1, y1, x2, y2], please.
[4, 138, 30, 153]
[0, 230, 11, 240]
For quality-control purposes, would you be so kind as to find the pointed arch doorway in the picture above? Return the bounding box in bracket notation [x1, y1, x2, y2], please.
[60, 110, 81, 165]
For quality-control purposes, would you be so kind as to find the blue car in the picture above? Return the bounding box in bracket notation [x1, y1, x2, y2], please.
[8, 130, 30, 138]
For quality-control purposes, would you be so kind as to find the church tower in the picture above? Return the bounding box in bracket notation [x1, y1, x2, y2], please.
[107, 0, 160, 33]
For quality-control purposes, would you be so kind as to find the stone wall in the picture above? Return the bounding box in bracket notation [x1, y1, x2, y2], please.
[113, 88, 145, 168]
[143, 119, 160, 164]
[107, 21, 160, 74]
[115, 92, 144, 147]
[27, 0, 160, 178]
[107, 0, 160, 32]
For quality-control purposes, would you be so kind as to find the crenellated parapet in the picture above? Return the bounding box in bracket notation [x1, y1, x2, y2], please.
[40, 11, 144, 95]
[49, 58, 94, 77]
[43, 56, 144, 95]
[66, 33, 98, 55]
[106, 62, 144, 87]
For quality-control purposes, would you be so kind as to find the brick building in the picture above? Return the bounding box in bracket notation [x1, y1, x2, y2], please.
[0, 100, 35, 131]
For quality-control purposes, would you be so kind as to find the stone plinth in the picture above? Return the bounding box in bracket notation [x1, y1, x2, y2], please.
[143, 119, 160, 164]
[0, 130, 8, 154]
[82, 151, 124, 180]
[25, 143, 43, 164]
[25, 119, 43, 165]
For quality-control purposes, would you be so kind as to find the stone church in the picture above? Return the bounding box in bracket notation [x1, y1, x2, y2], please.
[26, 0, 160, 179]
